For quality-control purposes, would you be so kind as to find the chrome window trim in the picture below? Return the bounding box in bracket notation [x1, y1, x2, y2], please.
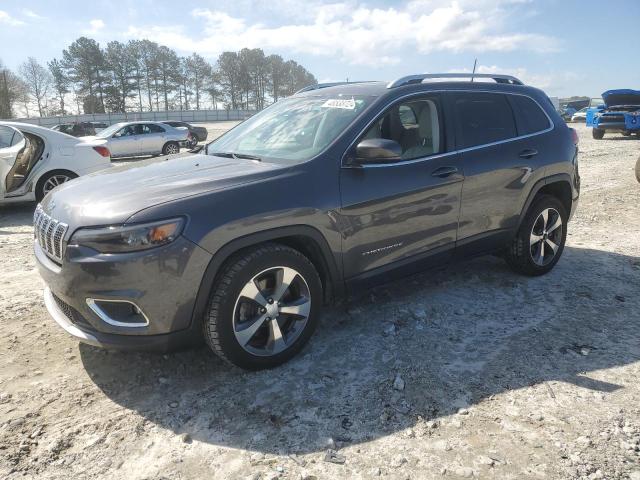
[341, 89, 555, 169]
[86, 298, 150, 328]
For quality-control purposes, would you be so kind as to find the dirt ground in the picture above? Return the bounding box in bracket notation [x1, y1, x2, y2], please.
[1, 124, 639, 480]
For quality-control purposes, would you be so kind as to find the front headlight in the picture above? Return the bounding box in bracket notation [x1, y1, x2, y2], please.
[69, 218, 185, 253]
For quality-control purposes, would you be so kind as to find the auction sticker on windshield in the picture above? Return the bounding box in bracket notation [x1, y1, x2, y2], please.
[322, 98, 356, 109]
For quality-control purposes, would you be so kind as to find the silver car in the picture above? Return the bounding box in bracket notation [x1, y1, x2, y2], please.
[91, 121, 191, 158]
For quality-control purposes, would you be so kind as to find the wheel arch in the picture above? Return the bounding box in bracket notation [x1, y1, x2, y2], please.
[190, 225, 344, 330]
[517, 174, 573, 230]
[34, 168, 79, 198]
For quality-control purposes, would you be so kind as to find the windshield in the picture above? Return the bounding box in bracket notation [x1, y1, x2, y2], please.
[96, 123, 125, 138]
[207, 95, 372, 164]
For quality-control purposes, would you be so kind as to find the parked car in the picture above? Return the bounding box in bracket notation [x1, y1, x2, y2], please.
[52, 122, 96, 137]
[89, 122, 109, 132]
[86, 121, 190, 158]
[558, 106, 577, 122]
[161, 121, 208, 148]
[0, 122, 111, 203]
[587, 89, 640, 139]
[35, 73, 580, 370]
[570, 107, 589, 123]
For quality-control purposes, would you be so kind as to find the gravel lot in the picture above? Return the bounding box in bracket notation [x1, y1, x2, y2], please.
[0, 124, 639, 480]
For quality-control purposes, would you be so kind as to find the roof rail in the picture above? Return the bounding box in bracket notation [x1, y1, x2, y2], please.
[387, 73, 524, 89]
[294, 81, 378, 95]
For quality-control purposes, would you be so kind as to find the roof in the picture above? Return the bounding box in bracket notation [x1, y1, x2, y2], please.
[294, 73, 530, 99]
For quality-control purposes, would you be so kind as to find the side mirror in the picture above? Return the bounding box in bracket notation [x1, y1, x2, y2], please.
[354, 138, 402, 164]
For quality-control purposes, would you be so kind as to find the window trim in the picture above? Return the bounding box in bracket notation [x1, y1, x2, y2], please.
[341, 89, 555, 169]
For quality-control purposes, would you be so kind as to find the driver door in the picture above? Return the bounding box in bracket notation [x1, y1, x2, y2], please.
[338, 94, 464, 281]
[109, 125, 140, 158]
[0, 125, 26, 197]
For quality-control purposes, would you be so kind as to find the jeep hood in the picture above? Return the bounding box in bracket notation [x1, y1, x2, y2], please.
[602, 89, 640, 107]
[40, 154, 285, 228]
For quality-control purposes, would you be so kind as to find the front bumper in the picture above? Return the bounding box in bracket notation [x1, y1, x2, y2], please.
[43, 286, 202, 351]
[36, 235, 212, 351]
[594, 122, 628, 132]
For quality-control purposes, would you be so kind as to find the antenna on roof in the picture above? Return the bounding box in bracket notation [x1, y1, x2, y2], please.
[471, 58, 477, 83]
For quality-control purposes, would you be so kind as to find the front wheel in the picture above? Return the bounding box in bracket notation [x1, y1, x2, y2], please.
[504, 195, 568, 276]
[592, 128, 605, 139]
[36, 171, 78, 202]
[203, 244, 322, 370]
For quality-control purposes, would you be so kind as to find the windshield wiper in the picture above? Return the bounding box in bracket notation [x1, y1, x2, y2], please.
[209, 151, 262, 161]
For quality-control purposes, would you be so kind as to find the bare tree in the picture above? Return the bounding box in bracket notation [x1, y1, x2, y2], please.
[19, 57, 52, 116]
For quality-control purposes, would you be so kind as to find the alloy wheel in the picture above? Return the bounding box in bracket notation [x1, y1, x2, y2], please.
[529, 207, 563, 266]
[166, 143, 179, 154]
[42, 174, 72, 196]
[232, 266, 311, 357]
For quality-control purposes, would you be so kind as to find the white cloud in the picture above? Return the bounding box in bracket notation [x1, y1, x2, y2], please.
[0, 10, 25, 26]
[123, 0, 558, 66]
[83, 19, 105, 34]
[449, 64, 581, 95]
[22, 9, 44, 19]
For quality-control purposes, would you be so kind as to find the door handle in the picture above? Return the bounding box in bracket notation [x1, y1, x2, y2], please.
[431, 166, 459, 178]
[518, 149, 538, 159]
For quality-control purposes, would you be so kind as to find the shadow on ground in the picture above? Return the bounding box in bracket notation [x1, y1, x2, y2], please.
[78, 246, 640, 455]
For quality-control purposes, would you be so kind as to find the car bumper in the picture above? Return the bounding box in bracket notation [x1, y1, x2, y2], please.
[594, 122, 627, 132]
[36, 235, 212, 351]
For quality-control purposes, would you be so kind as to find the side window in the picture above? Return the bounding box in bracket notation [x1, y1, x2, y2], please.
[452, 93, 517, 149]
[0, 126, 19, 148]
[361, 97, 443, 160]
[508, 95, 551, 135]
[115, 126, 134, 137]
[148, 124, 166, 133]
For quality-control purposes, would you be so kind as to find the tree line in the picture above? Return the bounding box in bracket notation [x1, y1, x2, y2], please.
[0, 37, 317, 118]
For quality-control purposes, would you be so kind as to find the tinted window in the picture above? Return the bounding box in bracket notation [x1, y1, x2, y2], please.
[362, 97, 443, 160]
[452, 93, 517, 149]
[509, 95, 550, 135]
[147, 124, 165, 133]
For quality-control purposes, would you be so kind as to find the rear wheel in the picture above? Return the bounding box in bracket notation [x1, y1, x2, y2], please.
[505, 195, 568, 276]
[162, 142, 179, 155]
[203, 243, 322, 370]
[36, 171, 78, 202]
[635, 155, 640, 183]
[592, 128, 605, 139]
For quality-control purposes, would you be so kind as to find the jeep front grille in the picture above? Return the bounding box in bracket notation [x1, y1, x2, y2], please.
[33, 205, 68, 263]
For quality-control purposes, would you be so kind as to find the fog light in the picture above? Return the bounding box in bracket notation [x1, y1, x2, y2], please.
[86, 299, 149, 327]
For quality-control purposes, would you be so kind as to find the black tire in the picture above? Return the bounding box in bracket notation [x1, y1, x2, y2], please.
[162, 141, 180, 155]
[203, 243, 322, 370]
[504, 195, 568, 276]
[35, 170, 78, 202]
[592, 128, 605, 139]
[635, 156, 640, 183]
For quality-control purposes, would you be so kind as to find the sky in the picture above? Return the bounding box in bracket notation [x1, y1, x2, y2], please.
[1, 0, 639, 98]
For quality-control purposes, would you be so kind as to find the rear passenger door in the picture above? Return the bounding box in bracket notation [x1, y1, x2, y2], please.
[448, 91, 551, 254]
[339, 94, 464, 280]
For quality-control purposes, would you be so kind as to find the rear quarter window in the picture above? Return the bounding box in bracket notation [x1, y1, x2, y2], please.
[451, 92, 517, 149]
[508, 95, 551, 135]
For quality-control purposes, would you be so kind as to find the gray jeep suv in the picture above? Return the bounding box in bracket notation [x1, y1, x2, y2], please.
[34, 73, 580, 370]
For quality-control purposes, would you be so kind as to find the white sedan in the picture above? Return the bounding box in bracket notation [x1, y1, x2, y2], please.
[0, 122, 112, 203]
[571, 107, 589, 123]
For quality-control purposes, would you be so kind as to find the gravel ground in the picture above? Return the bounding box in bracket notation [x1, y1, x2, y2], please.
[0, 124, 639, 480]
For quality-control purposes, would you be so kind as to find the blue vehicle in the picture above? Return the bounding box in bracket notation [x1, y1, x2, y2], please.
[587, 89, 640, 139]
